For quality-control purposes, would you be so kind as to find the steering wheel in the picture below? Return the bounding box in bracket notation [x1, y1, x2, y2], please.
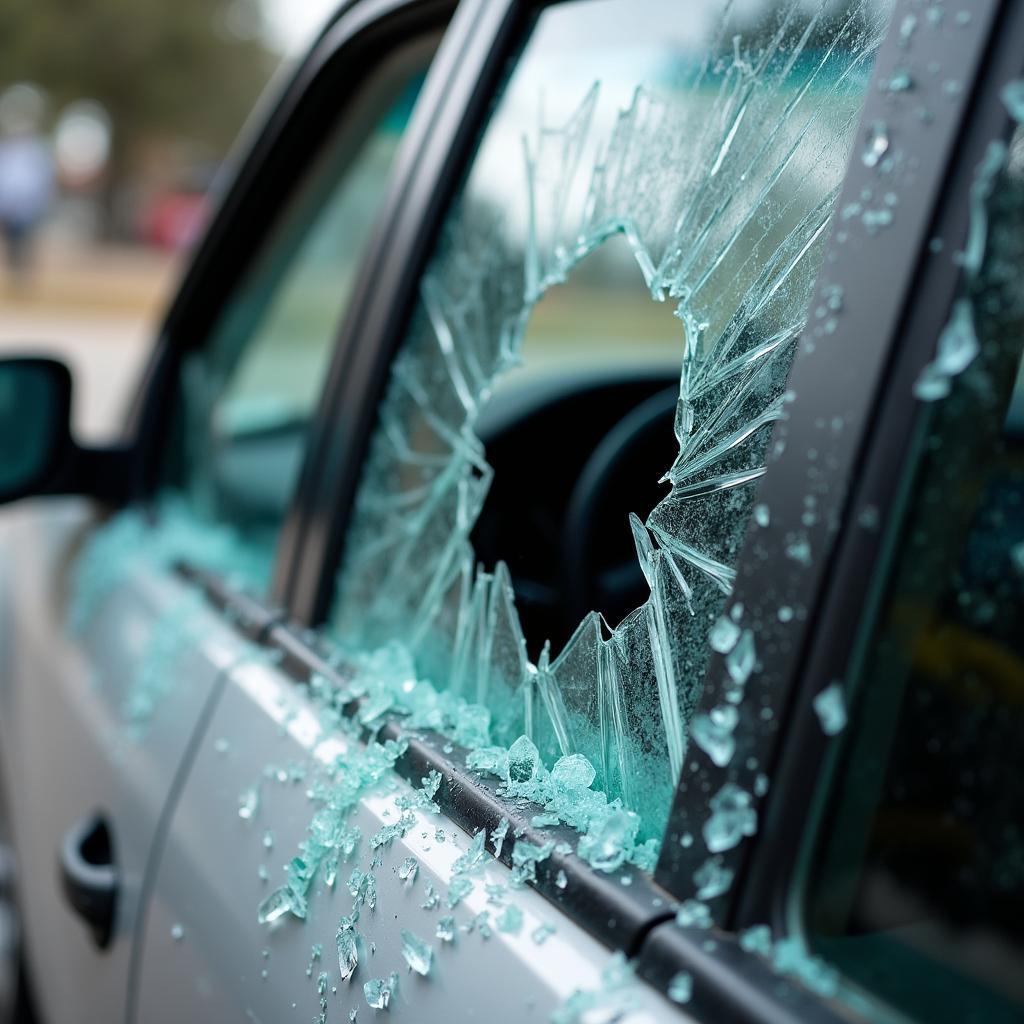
[561, 386, 679, 630]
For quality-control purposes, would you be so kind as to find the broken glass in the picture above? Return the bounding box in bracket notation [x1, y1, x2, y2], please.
[331, 0, 891, 841]
[67, 496, 270, 736]
[399, 928, 433, 975]
[362, 972, 398, 1010]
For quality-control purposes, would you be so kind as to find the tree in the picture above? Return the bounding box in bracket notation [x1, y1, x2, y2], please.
[0, 0, 277, 235]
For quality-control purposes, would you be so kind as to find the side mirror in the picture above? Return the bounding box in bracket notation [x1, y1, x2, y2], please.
[0, 357, 73, 502]
[0, 356, 133, 505]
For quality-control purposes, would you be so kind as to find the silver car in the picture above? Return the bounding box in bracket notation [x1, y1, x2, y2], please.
[2, 1, 1024, 1022]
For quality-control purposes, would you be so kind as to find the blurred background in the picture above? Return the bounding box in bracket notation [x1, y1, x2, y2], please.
[0, 0, 339, 442]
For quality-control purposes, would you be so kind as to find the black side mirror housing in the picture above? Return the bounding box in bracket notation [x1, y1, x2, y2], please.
[0, 356, 134, 506]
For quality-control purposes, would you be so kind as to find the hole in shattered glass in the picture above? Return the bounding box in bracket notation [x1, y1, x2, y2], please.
[329, 0, 888, 843]
[472, 232, 682, 654]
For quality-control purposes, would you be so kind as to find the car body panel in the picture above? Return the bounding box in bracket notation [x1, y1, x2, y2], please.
[133, 655, 682, 1022]
[0, 499, 237, 1022]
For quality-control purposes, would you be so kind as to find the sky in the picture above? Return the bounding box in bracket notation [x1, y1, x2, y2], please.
[262, 0, 342, 54]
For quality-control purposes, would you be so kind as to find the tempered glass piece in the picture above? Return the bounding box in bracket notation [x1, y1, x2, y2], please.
[551, 753, 596, 791]
[363, 973, 398, 1010]
[668, 971, 694, 1004]
[496, 904, 524, 934]
[478, 561, 530, 744]
[702, 782, 757, 854]
[331, 0, 889, 843]
[336, 922, 359, 982]
[811, 682, 847, 736]
[399, 929, 433, 976]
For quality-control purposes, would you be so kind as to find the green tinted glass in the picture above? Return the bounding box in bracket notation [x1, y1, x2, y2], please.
[167, 37, 437, 584]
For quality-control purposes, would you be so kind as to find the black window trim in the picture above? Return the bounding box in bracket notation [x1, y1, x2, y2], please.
[636, 2, 1024, 1023]
[744, 0, 1024, 945]
[274, 0, 528, 617]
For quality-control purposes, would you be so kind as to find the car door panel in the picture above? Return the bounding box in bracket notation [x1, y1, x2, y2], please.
[0, 498, 236, 1023]
[0, 4, 452, 1023]
[132, 654, 680, 1022]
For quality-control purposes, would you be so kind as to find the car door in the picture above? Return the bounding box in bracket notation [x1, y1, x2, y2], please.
[129, 1, 934, 1022]
[0, 494, 243, 1024]
[0, 3, 447, 1022]
[635, 3, 1024, 1023]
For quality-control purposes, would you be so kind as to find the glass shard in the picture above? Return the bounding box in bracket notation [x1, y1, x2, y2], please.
[446, 876, 473, 908]
[237, 785, 260, 821]
[577, 810, 639, 873]
[399, 929, 433, 976]
[675, 899, 711, 930]
[397, 857, 418, 885]
[257, 887, 294, 926]
[708, 614, 741, 655]
[702, 783, 757, 854]
[336, 921, 359, 983]
[1002, 80, 1024, 123]
[496, 905, 524, 934]
[362, 973, 398, 1011]
[667, 971, 693, 1004]
[692, 855, 734, 900]
[811, 682, 848, 736]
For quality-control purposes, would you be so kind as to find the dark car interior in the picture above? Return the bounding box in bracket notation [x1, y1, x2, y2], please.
[474, 369, 679, 657]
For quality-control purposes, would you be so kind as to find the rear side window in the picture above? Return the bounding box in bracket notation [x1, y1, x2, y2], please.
[802, 126, 1024, 1022]
[164, 35, 438, 586]
[330, 0, 892, 855]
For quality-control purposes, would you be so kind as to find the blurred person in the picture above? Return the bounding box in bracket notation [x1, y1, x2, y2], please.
[0, 84, 56, 290]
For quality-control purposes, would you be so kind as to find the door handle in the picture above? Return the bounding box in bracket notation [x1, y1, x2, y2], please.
[58, 813, 117, 949]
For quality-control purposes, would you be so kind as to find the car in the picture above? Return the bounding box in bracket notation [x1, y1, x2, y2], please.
[1, 0, 1023, 1022]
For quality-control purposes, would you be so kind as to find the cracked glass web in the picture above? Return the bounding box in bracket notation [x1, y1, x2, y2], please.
[331, 0, 892, 838]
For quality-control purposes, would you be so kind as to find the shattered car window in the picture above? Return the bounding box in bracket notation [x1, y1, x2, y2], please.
[162, 39, 436, 584]
[802, 118, 1024, 1023]
[332, 0, 893, 843]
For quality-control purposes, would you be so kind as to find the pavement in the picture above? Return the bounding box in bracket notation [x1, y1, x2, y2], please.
[0, 239, 182, 442]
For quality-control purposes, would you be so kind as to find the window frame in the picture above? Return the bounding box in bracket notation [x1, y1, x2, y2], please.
[734, 0, 1024, 935]
[279, 0, 1011, 915]
[636, 3, 1024, 1020]
[120, 0, 456, 554]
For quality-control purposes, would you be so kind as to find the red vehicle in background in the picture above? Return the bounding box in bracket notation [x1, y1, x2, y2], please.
[138, 167, 214, 251]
